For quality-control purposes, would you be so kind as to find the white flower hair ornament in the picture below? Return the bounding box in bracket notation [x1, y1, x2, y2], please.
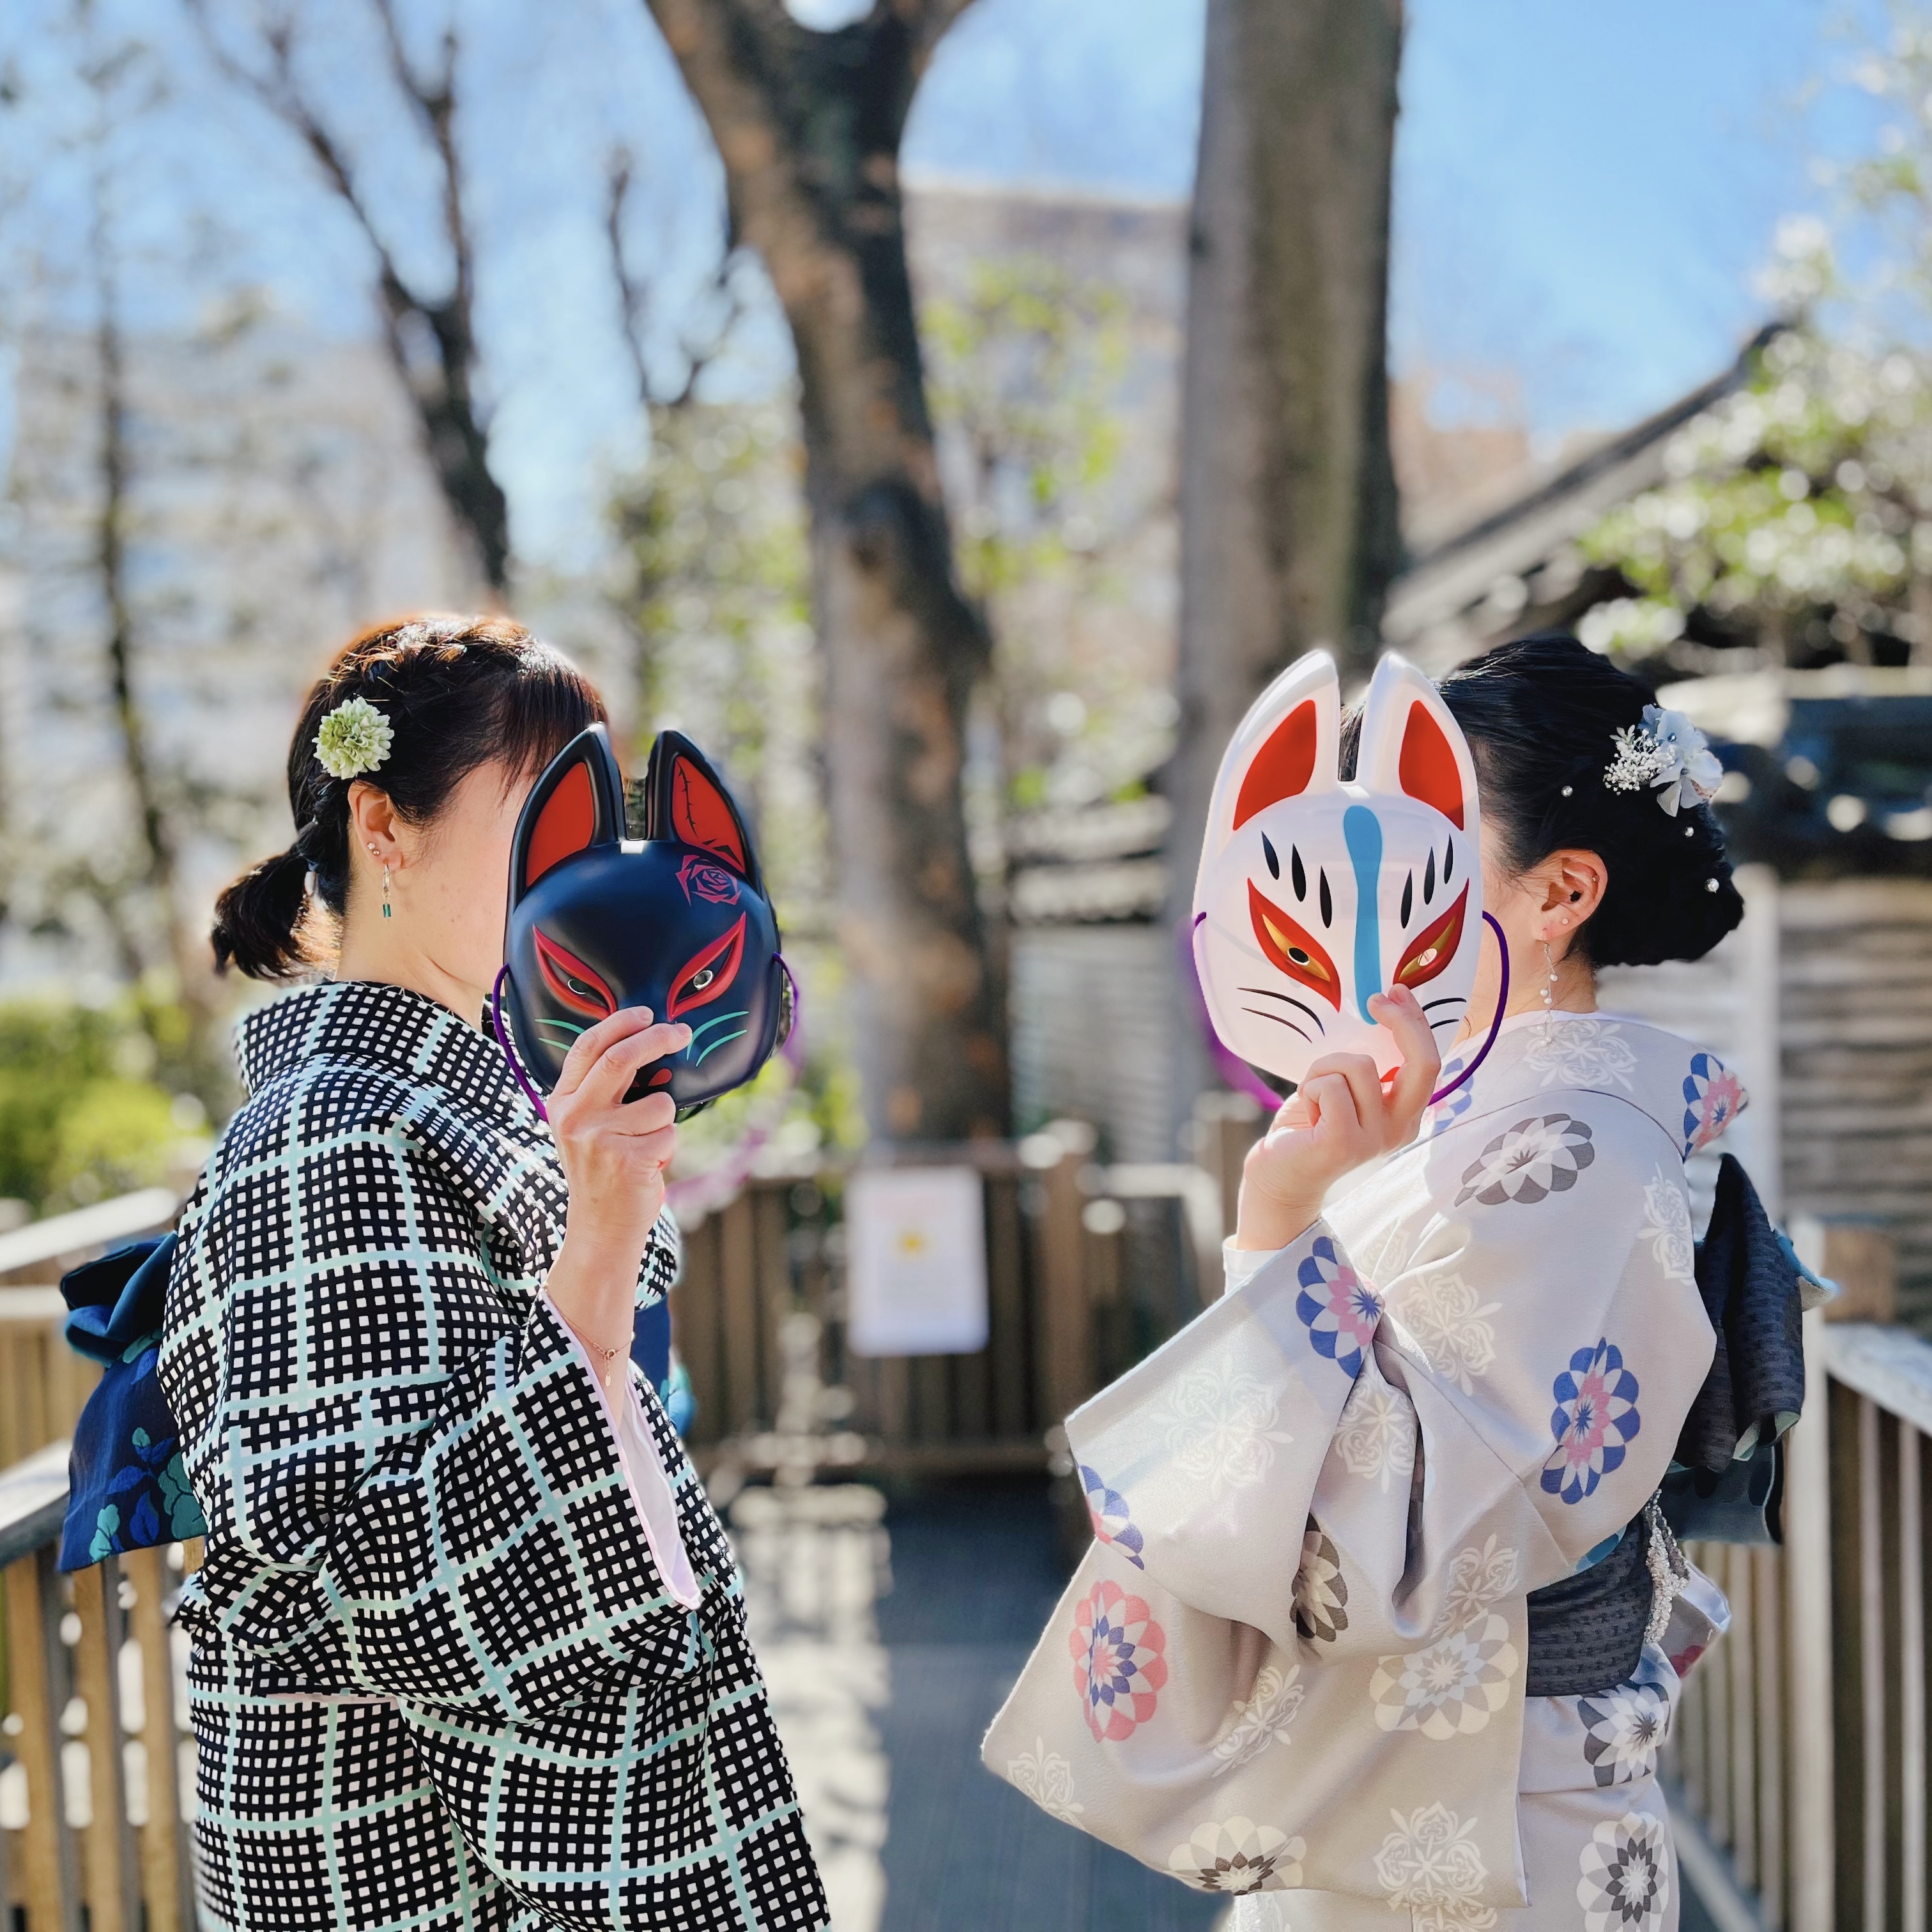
[1193, 650, 1505, 1097]
[1604, 705, 1722, 816]
[314, 696, 394, 781]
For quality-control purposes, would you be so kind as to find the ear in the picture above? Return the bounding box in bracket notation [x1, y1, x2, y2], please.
[1354, 652, 1478, 832]
[641, 730, 763, 890]
[1206, 652, 1341, 853]
[510, 724, 626, 902]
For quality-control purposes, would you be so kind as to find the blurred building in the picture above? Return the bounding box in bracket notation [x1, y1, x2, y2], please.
[0, 314, 475, 992]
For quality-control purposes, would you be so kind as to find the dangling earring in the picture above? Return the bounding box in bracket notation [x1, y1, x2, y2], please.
[1541, 940, 1560, 1039]
[382, 864, 392, 920]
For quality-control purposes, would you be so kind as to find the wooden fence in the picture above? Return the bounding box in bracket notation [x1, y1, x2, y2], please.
[672, 1117, 1246, 1490]
[1664, 1224, 1932, 1932]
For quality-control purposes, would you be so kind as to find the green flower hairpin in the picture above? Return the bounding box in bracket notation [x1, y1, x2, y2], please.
[314, 696, 394, 780]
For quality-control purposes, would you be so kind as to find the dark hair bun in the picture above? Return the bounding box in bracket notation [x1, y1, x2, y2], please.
[1438, 632, 1744, 969]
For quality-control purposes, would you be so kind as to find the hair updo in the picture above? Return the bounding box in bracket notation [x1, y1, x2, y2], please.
[1434, 632, 1744, 969]
[211, 614, 606, 981]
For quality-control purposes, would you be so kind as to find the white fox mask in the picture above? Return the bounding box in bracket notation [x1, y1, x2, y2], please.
[1192, 650, 1483, 1085]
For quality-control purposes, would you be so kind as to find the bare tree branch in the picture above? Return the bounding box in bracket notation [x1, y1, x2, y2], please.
[604, 142, 746, 413]
[186, 0, 510, 591]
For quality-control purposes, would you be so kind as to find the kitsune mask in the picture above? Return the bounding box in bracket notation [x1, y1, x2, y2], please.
[497, 724, 790, 1117]
[1193, 650, 1483, 1085]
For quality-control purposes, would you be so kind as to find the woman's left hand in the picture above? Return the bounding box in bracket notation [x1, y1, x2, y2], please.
[1232, 984, 1441, 1252]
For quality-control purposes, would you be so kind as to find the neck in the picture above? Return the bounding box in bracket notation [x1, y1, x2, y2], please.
[333, 921, 489, 1028]
[1453, 927, 1597, 1046]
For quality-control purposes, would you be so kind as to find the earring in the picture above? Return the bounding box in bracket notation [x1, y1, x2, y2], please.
[382, 863, 392, 920]
[1541, 940, 1560, 1039]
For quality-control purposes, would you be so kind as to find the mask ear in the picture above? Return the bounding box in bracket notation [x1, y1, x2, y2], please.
[1204, 651, 1341, 856]
[1355, 652, 1478, 831]
[510, 724, 625, 903]
[641, 730, 763, 891]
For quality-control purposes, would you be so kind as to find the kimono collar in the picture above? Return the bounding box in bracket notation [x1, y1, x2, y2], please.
[1429, 1007, 1747, 1163]
[235, 978, 527, 1119]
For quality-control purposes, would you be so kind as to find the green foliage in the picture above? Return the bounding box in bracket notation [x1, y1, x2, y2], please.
[0, 993, 209, 1214]
[1579, 15, 1932, 673]
[1581, 327, 1932, 666]
[923, 259, 1130, 604]
[922, 258, 1153, 813]
[606, 399, 824, 920]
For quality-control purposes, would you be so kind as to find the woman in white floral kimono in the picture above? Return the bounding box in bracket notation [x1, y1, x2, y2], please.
[986, 635, 1774, 1931]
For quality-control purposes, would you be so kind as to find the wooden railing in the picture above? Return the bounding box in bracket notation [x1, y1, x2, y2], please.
[0, 1445, 201, 1931]
[0, 1188, 190, 1931]
[673, 1116, 1246, 1488]
[1666, 1300, 1932, 1932]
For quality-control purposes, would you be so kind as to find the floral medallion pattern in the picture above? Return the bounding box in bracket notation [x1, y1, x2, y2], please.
[1334, 1377, 1418, 1493]
[1069, 1579, 1168, 1742]
[1374, 1804, 1498, 1932]
[1149, 1355, 1296, 1499]
[1370, 1613, 1519, 1739]
[1167, 1817, 1305, 1894]
[1393, 1269, 1501, 1394]
[1211, 1661, 1305, 1775]
[1296, 1236, 1383, 1377]
[1078, 1464, 1145, 1569]
[1454, 1112, 1596, 1208]
[1542, 1338, 1643, 1505]
[1579, 1660, 1673, 1787]
[1292, 1520, 1349, 1644]
[1006, 1737, 1084, 1824]
[1682, 1052, 1745, 1155]
[1523, 1017, 1637, 1092]
[1639, 1169, 1695, 1287]
[1577, 1811, 1671, 1931]
[1434, 1535, 1521, 1637]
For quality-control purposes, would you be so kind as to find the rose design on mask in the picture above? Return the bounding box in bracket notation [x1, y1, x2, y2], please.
[678, 854, 740, 905]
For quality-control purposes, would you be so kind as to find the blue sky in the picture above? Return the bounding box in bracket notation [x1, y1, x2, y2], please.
[0, 0, 1876, 562]
[911, 0, 1853, 438]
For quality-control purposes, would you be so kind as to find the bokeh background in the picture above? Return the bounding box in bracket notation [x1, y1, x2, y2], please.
[3, 3, 1931, 1928]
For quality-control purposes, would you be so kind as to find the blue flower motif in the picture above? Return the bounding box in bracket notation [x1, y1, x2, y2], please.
[1542, 1338, 1641, 1505]
[1296, 1236, 1383, 1379]
[1079, 1464, 1145, 1568]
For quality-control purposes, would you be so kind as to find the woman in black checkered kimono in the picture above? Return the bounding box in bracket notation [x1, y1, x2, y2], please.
[159, 618, 828, 1932]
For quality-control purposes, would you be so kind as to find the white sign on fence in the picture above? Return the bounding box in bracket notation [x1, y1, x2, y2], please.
[845, 1166, 988, 1357]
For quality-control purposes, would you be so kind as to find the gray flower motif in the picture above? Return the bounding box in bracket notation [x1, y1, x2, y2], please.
[1577, 1811, 1671, 1930]
[1579, 1660, 1672, 1786]
[1292, 1519, 1349, 1644]
[1454, 1113, 1595, 1208]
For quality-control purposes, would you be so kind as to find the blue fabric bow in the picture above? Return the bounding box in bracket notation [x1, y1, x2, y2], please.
[58, 1234, 207, 1571]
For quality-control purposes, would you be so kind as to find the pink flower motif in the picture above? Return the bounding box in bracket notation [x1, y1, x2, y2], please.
[677, 854, 740, 905]
[1542, 1338, 1641, 1505]
[1070, 1578, 1168, 1742]
[1296, 1236, 1382, 1377]
[1682, 1054, 1745, 1154]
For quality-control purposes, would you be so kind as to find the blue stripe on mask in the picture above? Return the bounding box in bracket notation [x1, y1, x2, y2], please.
[1343, 804, 1383, 1022]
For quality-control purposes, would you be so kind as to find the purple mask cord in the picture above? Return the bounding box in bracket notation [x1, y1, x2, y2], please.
[1427, 911, 1509, 1107]
[1186, 908, 1510, 1114]
[490, 965, 551, 1123]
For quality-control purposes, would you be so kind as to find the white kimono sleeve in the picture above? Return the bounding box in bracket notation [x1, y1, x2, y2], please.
[983, 1097, 1713, 1910]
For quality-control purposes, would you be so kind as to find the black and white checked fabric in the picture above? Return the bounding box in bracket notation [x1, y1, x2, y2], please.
[160, 979, 826, 1931]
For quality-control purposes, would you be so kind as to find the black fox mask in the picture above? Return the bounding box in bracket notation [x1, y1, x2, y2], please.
[496, 724, 790, 1117]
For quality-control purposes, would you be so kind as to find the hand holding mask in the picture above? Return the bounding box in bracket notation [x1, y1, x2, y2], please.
[1193, 650, 1487, 1087]
[496, 724, 792, 1119]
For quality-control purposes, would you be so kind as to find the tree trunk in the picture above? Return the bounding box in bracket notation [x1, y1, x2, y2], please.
[90, 181, 226, 1102]
[642, 0, 1008, 1142]
[1163, 0, 1405, 1128]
